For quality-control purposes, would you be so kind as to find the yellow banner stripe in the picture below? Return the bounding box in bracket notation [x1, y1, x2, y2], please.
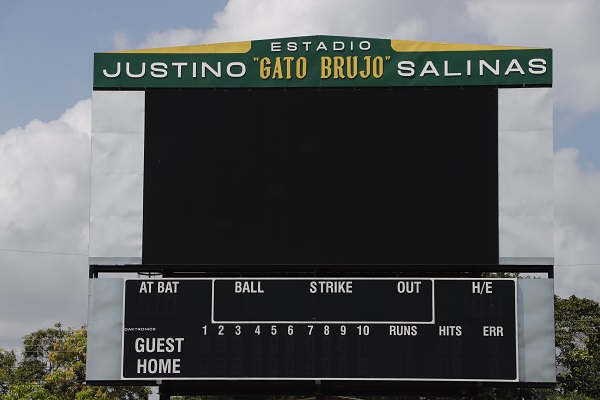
[108, 41, 252, 54]
[391, 40, 540, 52]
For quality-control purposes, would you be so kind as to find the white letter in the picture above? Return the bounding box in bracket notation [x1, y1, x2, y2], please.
[420, 61, 440, 77]
[444, 60, 461, 76]
[172, 62, 187, 78]
[151, 62, 168, 78]
[103, 62, 121, 78]
[316, 42, 328, 51]
[148, 359, 157, 373]
[165, 338, 174, 353]
[397, 281, 405, 293]
[135, 338, 145, 352]
[175, 338, 184, 352]
[504, 59, 525, 75]
[529, 58, 547, 75]
[479, 59, 499, 76]
[156, 337, 165, 352]
[202, 62, 221, 78]
[333, 41, 345, 51]
[397, 61, 415, 77]
[137, 358, 147, 373]
[126, 62, 145, 78]
[227, 62, 246, 78]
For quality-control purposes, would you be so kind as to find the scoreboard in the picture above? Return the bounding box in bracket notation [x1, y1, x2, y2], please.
[122, 278, 518, 381]
[86, 35, 556, 391]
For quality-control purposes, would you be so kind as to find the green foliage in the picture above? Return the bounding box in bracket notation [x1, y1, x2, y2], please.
[555, 295, 600, 398]
[0, 323, 151, 400]
[0, 350, 17, 394]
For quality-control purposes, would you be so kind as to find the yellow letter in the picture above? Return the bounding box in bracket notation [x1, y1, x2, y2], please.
[272, 57, 283, 79]
[346, 56, 358, 79]
[372, 56, 384, 78]
[321, 57, 332, 78]
[283, 56, 294, 79]
[333, 56, 345, 78]
[259, 58, 271, 79]
[296, 57, 307, 79]
[359, 56, 371, 78]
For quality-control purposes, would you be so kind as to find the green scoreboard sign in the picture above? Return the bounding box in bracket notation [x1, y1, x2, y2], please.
[94, 35, 551, 88]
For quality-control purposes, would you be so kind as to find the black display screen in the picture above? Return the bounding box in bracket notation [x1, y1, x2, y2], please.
[142, 87, 499, 266]
[122, 278, 517, 381]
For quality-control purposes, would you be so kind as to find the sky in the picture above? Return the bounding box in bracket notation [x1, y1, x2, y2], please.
[1, 0, 600, 367]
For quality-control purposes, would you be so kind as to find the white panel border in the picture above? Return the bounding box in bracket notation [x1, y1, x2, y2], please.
[498, 88, 553, 264]
[89, 91, 145, 265]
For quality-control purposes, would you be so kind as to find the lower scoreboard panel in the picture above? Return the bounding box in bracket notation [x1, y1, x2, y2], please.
[122, 278, 518, 381]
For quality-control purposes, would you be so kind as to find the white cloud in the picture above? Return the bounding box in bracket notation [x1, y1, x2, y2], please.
[112, 31, 132, 51]
[139, 27, 208, 49]
[554, 147, 600, 300]
[0, 99, 92, 344]
[467, 0, 600, 114]
[216, 0, 476, 42]
[138, 1, 481, 49]
[0, 252, 89, 347]
[0, 100, 91, 254]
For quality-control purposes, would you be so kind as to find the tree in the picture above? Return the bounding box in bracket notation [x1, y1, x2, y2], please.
[554, 295, 600, 398]
[0, 323, 151, 400]
[0, 349, 17, 394]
